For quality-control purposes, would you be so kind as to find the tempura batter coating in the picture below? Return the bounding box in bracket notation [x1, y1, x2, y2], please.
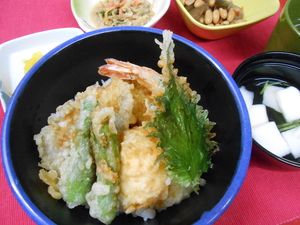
[118, 126, 169, 214]
[35, 78, 135, 205]
[35, 30, 217, 224]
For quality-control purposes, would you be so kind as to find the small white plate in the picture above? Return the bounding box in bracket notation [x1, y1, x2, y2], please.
[0, 28, 84, 111]
[71, 0, 171, 32]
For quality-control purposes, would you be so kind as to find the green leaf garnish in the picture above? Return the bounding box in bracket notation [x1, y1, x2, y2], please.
[147, 32, 218, 192]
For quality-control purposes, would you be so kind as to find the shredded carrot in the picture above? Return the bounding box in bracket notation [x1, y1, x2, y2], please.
[118, 0, 126, 7]
[106, 0, 114, 8]
[98, 0, 153, 27]
[133, 0, 140, 6]
[235, 6, 244, 17]
[105, 0, 126, 9]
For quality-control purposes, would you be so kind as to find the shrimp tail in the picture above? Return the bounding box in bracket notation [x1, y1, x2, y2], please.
[98, 58, 167, 97]
[98, 59, 134, 79]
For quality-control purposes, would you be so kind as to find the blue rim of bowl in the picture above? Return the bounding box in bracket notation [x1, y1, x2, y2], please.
[1, 26, 252, 225]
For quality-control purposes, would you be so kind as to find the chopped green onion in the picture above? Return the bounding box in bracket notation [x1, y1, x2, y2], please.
[260, 81, 290, 95]
[277, 120, 300, 133]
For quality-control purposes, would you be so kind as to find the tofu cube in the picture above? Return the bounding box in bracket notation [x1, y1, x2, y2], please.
[239, 86, 254, 111]
[276, 86, 300, 122]
[262, 85, 284, 113]
[249, 104, 269, 128]
[282, 126, 300, 159]
[252, 121, 290, 157]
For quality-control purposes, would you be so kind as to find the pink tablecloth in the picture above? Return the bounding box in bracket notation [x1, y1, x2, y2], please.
[1, 0, 300, 224]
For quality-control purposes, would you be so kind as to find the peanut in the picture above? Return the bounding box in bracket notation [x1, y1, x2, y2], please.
[219, 7, 227, 20]
[204, 9, 213, 25]
[212, 9, 220, 24]
[199, 15, 205, 24]
[221, 20, 230, 25]
[185, 0, 246, 27]
[231, 19, 247, 24]
[194, 0, 204, 8]
[208, 0, 215, 7]
[185, 0, 196, 6]
[227, 8, 235, 23]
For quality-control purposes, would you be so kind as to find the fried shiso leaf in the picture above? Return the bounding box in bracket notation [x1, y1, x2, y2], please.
[35, 30, 218, 224]
[148, 31, 218, 192]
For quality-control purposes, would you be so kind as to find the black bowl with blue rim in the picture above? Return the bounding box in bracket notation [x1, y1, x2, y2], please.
[233, 51, 300, 169]
[2, 27, 252, 225]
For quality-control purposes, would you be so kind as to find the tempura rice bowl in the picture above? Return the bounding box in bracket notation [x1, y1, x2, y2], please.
[2, 27, 251, 225]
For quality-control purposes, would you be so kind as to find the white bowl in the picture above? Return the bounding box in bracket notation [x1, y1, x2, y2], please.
[71, 0, 171, 32]
[0, 28, 84, 111]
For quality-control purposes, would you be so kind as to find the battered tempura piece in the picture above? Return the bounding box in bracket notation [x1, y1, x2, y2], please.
[35, 78, 135, 209]
[118, 126, 169, 214]
[36, 95, 98, 208]
[34, 30, 218, 224]
[86, 106, 120, 224]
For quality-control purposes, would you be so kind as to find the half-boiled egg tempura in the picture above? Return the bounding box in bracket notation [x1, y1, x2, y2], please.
[34, 30, 218, 224]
